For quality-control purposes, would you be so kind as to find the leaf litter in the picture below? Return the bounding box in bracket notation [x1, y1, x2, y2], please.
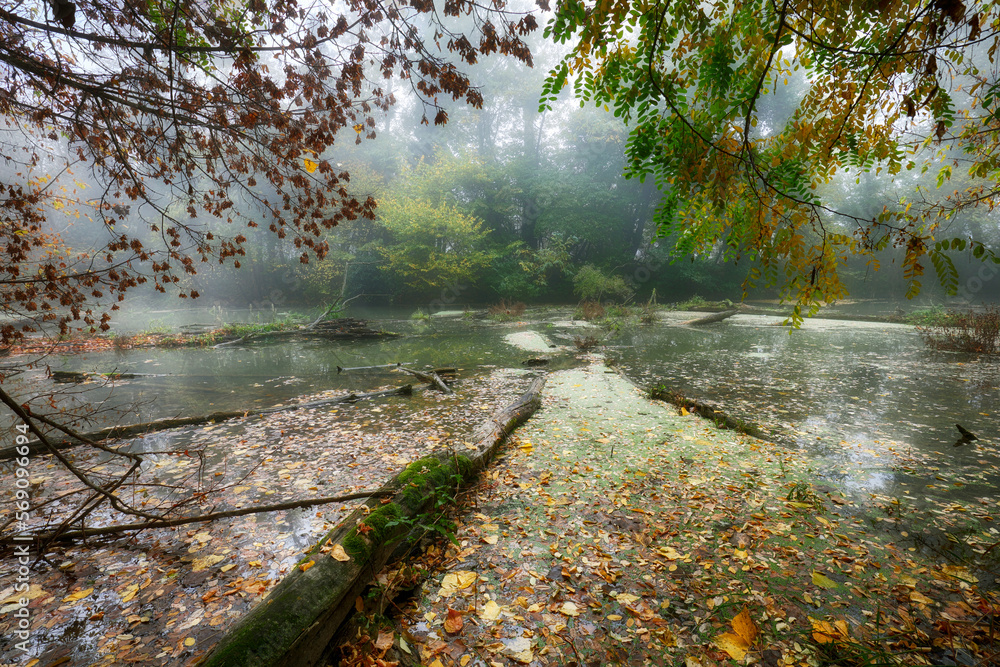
[359, 361, 1000, 667]
[0, 369, 535, 666]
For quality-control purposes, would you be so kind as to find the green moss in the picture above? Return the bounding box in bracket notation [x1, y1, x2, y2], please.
[340, 502, 405, 562]
[343, 532, 369, 561]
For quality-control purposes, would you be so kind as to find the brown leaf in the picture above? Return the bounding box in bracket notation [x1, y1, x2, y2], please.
[444, 607, 464, 634]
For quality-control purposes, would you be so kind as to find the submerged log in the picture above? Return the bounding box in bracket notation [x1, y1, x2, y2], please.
[201, 375, 545, 667]
[214, 318, 397, 348]
[0, 384, 413, 461]
[681, 308, 740, 326]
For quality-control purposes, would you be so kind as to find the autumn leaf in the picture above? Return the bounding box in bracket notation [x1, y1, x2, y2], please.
[712, 607, 758, 660]
[439, 570, 477, 596]
[62, 587, 93, 603]
[374, 628, 394, 651]
[481, 599, 502, 621]
[330, 544, 350, 562]
[558, 600, 581, 616]
[810, 617, 850, 644]
[811, 571, 839, 589]
[303, 158, 318, 174]
[192, 554, 226, 572]
[444, 607, 465, 633]
[298, 560, 315, 572]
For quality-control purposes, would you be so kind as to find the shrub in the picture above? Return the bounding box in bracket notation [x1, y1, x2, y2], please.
[488, 300, 526, 321]
[572, 264, 634, 303]
[573, 335, 601, 350]
[577, 300, 605, 321]
[918, 306, 1000, 354]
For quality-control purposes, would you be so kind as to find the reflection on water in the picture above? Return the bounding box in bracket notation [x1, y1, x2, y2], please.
[614, 313, 1000, 502]
[3, 313, 579, 428]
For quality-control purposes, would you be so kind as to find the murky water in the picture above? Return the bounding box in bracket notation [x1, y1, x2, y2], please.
[613, 312, 1000, 504]
[8, 307, 998, 502]
[2, 310, 582, 427]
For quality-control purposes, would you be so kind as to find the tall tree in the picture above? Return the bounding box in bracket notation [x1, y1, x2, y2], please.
[0, 0, 539, 345]
[544, 0, 1000, 322]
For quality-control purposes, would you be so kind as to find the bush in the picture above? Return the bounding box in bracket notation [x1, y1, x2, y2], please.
[576, 300, 605, 321]
[572, 264, 634, 303]
[918, 306, 1000, 354]
[487, 300, 526, 321]
[573, 335, 601, 350]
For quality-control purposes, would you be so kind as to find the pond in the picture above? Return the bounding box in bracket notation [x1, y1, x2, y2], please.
[613, 312, 1000, 512]
[7, 306, 999, 510]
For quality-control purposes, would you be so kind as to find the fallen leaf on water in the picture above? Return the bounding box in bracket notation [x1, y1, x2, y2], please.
[812, 571, 839, 589]
[558, 601, 581, 616]
[62, 587, 93, 603]
[439, 570, 477, 596]
[444, 607, 464, 633]
[374, 628, 394, 651]
[120, 583, 139, 604]
[3, 584, 47, 604]
[191, 554, 225, 572]
[481, 599, 502, 621]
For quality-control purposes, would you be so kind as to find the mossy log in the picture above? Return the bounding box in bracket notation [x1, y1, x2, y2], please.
[680, 308, 741, 326]
[0, 384, 413, 461]
[200, 374, 545, 667]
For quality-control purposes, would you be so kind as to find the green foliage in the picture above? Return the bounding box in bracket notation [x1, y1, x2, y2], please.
[572, 264, 634, 303]
[542, 0, 1000, 315]
[376, 194, 491, 295]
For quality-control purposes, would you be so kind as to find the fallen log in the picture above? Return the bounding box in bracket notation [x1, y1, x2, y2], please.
[681, 308, 740, 326]
[396, 366, 453, 394]
[0, 384, 413, 461]
[201, 374, 545, 667]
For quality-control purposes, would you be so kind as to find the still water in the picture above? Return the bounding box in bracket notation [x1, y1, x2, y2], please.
[8, 307, 999, 502]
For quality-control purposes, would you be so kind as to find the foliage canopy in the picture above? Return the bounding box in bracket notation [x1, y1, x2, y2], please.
[0, 0, 539, 344]
[544, 0, 1000, 321]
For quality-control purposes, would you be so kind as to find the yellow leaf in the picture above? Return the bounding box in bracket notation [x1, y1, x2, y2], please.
[460, 656, 471, 666]
[184, 637, 196, 647]
[220, 564, 236, 573]
[812, 571, 839, 589]
[331, 544, 351, 562]
[429, 660, 445, 667]
[810, 617, 850, 644]
[558, 601, 581, 616]
[303, 158, 318, 173]
[192, 554, 226, 572]
[680, 406, 690, 416]
[481, 599, 502, 621]
[712, 632, 749, 660]
[910, 590, 933, 605]
[120, 583, 140, 604]
[482, 533, 498, 545]
[3, 584, 47, 604]
[731, 607, 759, 645]
[299, 560, 315, 572]
[440, 570, 477, 596]
[62, 587, 93, 603]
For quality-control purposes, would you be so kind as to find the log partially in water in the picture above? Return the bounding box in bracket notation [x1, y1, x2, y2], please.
[680, 308, 740, 326]
[396, 366, 454, 394]
[200, 374, 545, 667]
[0, 384, 413, 461]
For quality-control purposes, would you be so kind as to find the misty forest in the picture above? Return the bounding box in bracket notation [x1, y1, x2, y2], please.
[3, 0, 1000, 665]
